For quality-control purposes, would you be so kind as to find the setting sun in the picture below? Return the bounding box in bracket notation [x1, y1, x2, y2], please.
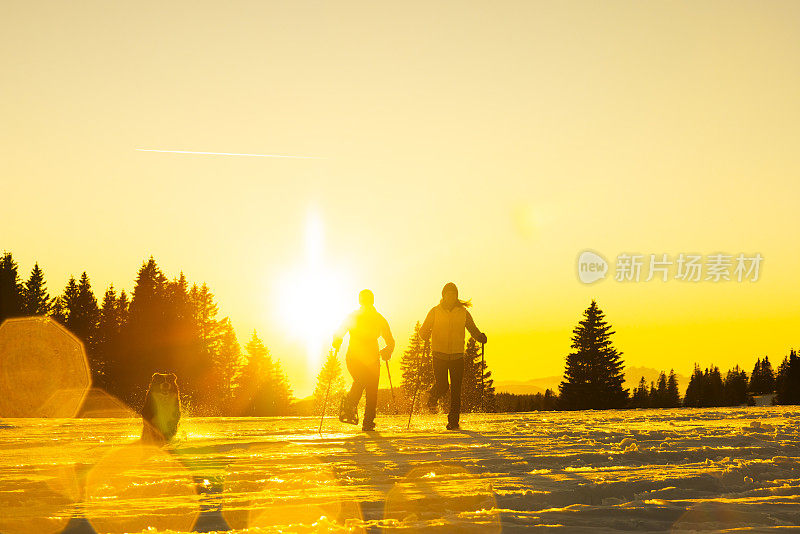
[273, 211, 353, 369]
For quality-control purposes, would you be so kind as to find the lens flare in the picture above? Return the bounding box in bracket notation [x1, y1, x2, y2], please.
[0, 462, 78, 534]
[83, 443, 200, 533]
[77, 388, 137, 418]
[384, 464, 500, 533]
[223, 445, 364, 531]
[0, 317, 91, 418]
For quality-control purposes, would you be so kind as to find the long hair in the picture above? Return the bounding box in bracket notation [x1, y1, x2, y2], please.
[440, 296, 472, 308]
[440, 282, 472, 308]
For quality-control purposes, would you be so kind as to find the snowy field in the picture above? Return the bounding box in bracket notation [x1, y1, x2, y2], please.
[2, 407, 800, 533]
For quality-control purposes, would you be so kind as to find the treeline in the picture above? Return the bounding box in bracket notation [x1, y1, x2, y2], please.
[495, 390, 557, 412]
[629, 371, 682, 408]
[653, 352, 799, 408]
[6, 251, 799, 417]
[502, 299, 800, 412]
[634, 362, 768, 409]
[0, 252, 293, 416]
[683, 365, 748, 407]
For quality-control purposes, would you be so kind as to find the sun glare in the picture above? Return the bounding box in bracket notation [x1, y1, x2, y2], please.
[274, 212, 352, 369]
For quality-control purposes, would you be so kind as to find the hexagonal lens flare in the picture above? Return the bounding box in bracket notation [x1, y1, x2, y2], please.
[0, 317, 91, 418]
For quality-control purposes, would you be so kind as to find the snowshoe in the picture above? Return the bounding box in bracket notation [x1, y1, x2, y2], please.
[426, 394, 439, 413]
[446, 422, 460, 431]
[339, 397, 359, 425]
[362, 421, 376, 432]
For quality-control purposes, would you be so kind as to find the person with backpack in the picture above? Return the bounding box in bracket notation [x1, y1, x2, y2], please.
[333, 289, 395, 431]
[419, 282, 487, 430]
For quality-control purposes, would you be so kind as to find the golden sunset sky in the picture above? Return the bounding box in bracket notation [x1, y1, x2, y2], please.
[3, 1, 799, 396]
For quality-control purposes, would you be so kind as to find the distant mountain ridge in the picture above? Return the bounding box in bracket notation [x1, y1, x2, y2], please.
[495, 366, 690, 396]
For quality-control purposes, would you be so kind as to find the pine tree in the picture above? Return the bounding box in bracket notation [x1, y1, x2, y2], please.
[400, 322, 433, 414]
[558, 300, 628, 410]
[0, 252, 24, 323]
[464, 337, 495, 412]
[704, 366, 724, 407]
[666, 369, 681, 407]
[117, 290, 130, 324]
[749, 356, 776, 395]
[46, 273, 103, 384]
[630, 376, 649, 408]
[189, 282, 222, 408]
[215, 317, 245, 414]
[163, 272, 205, 403]
[75, 272, 100, 343]
[683, 364, 704, 407]
[761, 356, 775, 393]
[51, 276, 79, 332]
[116, 257, 169, 405]
[775, 349, 800, 405]
[49, 293, 67, 325]
[94, 285, 119, 388]
[190, 283, 221, 348]
[647, 380, 657, 406]
[653, 372, 668, 408]
[22, 263, 51, 315]
[749, 357, 763, 394]
[462, 338, 480, 412]
[236, 330, 275, 415]
[235, 330, 292, 416]
[723, 365, 748, 406]
[271, 359, 294, 415]
[313, 349, 345, 415]
[69, 272, 102, 382]
[94, 286, 129, 391]
[685, 365, 726, 407]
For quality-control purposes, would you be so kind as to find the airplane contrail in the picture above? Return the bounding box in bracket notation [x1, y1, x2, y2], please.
[135, 148, 325, 159]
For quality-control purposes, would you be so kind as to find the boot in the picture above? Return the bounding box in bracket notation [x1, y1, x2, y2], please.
[446, 413, 460, 430]
[426, 393, 439, 413]
[338, 397, 359, 425]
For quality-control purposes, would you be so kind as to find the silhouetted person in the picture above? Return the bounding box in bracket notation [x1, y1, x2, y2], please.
[419, 282, 487, 430]
[333, 289, 395, 431]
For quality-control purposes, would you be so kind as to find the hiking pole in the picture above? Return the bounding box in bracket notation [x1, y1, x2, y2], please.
[406, 387, 417, 430]
[319, 377, 331, 434]
[385, 360, 396, 414]
[480, 342, 485, 413]
[318, 348, 337, 434]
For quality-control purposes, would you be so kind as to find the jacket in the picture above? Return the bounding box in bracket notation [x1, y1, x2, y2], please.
[419, 303, 483, 359]
[333, 305, 394, 365]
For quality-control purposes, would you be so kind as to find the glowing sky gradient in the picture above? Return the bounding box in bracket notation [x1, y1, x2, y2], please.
[3, 1, 799, 396]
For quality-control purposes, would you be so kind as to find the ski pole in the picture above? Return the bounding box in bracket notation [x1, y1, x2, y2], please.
[407, 387, 417, 430]
[318, 348, 337, 434]
[385, 360, 396, 413]
[480, 342, 485, 413]
[319, 378, 331, 434]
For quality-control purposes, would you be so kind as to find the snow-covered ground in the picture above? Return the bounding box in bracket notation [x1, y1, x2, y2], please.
[2, 407, 800, 533]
